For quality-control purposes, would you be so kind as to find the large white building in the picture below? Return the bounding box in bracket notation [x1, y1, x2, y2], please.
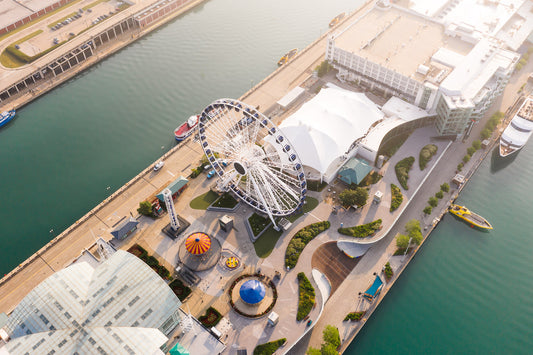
[0, 250, 182, 355]
[326, 1, 521, 136]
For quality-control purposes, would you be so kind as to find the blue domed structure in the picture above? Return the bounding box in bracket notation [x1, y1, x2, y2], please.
[239, 279, 266, 305]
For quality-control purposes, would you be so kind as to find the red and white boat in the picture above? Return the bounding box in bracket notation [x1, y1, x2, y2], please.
[174, 115, 199, 142]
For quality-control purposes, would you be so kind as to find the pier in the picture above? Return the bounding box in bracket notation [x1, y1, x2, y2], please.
[0, 0, 374, 314]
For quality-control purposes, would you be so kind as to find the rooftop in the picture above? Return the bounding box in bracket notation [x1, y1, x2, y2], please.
[332, 6, 472, 82]
[2, 250, 181, 355]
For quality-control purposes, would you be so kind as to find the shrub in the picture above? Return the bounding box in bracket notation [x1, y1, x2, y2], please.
[423, 206, 432, 215]
[472, 140, 481, 150]
[344, 311, 365, 321]
[297, 272, 315, 321]
[198, 307, 222, 327]
[428, 197, 438, 207]
[339, 187, 368, 207]
[338, 219, 382, 238]
[390, 184, 403, 212]
[169, 278, 192, 301]
[395, 156, 415, 190]
[516, 62, 523, 71]
[146, 255, 159, 267]
[467, 146, 476, 156]
[253, 338, 287, 355]
[440, 183, 450, 193]
[457, 162, 464, 171]
[419, 144, 438, 170]
[285, 221, 330, 269]
[435, 191, 444, 199]
[383, 262, 393, 280]
[463, 154, 471, 163]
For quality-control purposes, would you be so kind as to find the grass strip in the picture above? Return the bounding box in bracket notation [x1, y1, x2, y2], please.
[48, 12, 78, 28]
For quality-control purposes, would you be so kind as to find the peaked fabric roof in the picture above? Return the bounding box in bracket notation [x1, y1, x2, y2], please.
[338, 157, 373, 185]
[273, 85, 384, 175]
[111, 217, 139, 239]
[3, 250, 182, 354]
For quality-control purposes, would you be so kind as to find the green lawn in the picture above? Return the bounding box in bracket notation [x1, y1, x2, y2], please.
[253, 226, 283, 258]
[287, 197, 319, 222]
[189, 190, 219, 210]
[83, 0, 109, 10]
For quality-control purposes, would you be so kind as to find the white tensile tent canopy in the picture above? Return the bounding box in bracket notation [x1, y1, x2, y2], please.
[270, 85, 384, 176]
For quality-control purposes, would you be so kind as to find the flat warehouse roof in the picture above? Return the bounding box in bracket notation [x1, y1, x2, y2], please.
[332, 6, 472, 81]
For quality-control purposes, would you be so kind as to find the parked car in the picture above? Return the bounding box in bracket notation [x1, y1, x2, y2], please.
[207, 170, 216, 179]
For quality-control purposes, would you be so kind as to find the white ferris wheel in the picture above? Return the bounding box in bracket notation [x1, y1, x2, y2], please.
[198, 98, 307, 227]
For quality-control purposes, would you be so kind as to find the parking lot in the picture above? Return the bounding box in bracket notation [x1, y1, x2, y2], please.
[16, 0, 129, 57]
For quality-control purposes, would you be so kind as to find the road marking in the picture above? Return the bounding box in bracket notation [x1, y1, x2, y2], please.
[167, 170, 175, 177]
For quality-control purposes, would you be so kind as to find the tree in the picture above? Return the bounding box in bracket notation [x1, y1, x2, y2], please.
[463, 154, 471, 163]
[396, 234, 410, 249]
[457, 162, 464, 171]
[405, 219, 420, 234]
[339, 188, 368, 207]
[435, 191, 444, 199]
[322, 325, 340, 349]
[423, 206, 432, 215]
[481, 128, 491, 140]
[307, 348, 321, 355]
[472, 140, 481, 150]
[137, 201, 153, 216]
[428, 196, 438, 207]
[321, 343, 338, 355]
[467, 147, 476, 156]
[440, 183, 450, 193]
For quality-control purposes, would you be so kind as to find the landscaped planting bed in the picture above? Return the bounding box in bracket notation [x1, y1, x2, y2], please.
[338, 219, 382, 238]
[296, 272, 315, 321]
[285, 221, 330, 269]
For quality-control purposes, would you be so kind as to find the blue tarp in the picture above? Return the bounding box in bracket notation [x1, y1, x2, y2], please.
[363, 275, 383, 300]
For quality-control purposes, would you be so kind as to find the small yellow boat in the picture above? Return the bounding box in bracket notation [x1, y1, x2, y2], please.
[449, 204, 493, 230]
[329, 12, 346, 27]
[277, 48, 298, 66]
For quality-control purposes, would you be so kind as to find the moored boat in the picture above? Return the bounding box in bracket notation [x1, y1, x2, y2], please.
[174, 115, 199, 141]
[0, 110, 16, 128]
[499, 96, 533, 158]
[449, 204, 493, 230]
[329, 12, 345, 27]
[277, 48, 298, 66]
[153, 161, 164, 171]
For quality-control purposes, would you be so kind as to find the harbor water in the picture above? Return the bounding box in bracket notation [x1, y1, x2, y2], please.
[345, 144, 533, 354]
[1, 0, 532, 353]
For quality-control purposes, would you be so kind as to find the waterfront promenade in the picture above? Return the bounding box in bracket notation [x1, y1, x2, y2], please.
[0, 0, 374, 314]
